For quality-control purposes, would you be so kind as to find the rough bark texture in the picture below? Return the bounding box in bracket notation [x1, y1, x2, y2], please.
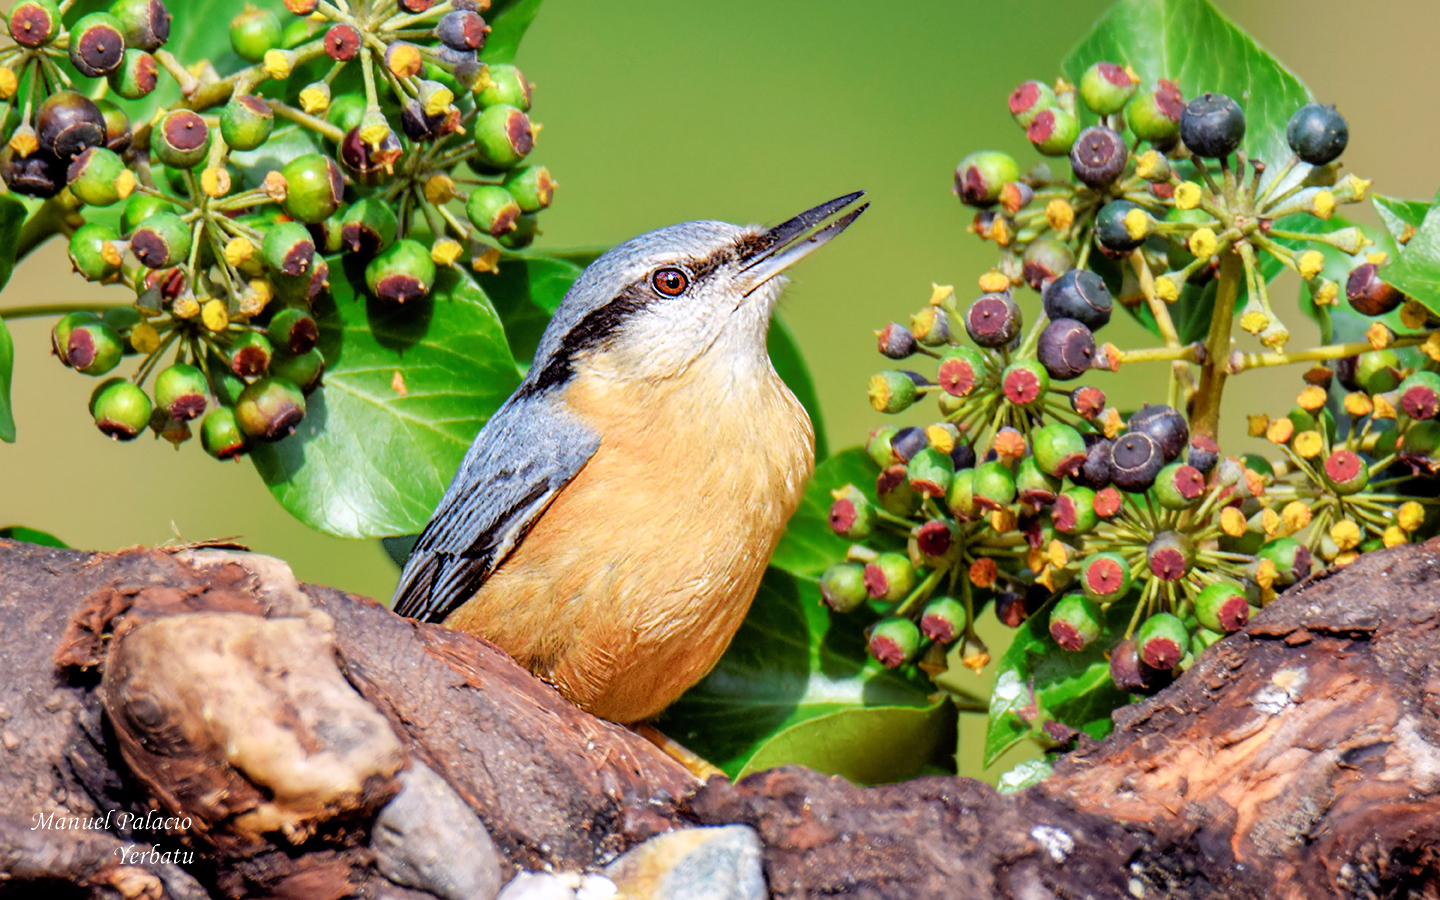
[1, 536, 1438, 899]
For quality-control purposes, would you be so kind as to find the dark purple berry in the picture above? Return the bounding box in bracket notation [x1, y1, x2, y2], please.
[1127, 404, 1188, 462]
[1094, 199, 1144, 254]
[2, 150, 63, 197]
[1042, 268, 1112, 330]
[1187, 434, 1220, 474]
[890, 426, 928, 463]
[1037, 318, 1094, 381]
[1110, 431, 1164, 492]
[876, 322, 916, 359]
[36, 91, 107, 160]
[1180, 92, 1245, 159]
[965, 292, 1022, 347]
[950, 442, 976, 471]
[1287, 103, 1348, 166]
[436, 10, 489, 51]
[1070, 125, 1128, 187]
[1021, 236, 1074, 291]
[1346, 263, 1403, 317]
[1074, 438, 1112, 490]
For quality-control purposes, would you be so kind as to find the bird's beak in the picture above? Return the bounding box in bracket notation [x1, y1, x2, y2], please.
[738, 191, 868, 296]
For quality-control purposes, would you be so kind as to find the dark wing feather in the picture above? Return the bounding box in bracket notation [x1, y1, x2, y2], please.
[392, 394, 599, 622]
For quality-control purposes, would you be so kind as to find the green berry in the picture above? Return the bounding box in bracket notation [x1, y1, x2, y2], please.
[1001, 359, 1049, 408]
[867, 370, 920, 414]
[1356, 349, 1401, 394]
[1021, 236, 1074, 291]
[228, 330, 274, 378]
[1136, 612, 1188, 670]
[340, 198, 398, 256]
[53, 312, 101, 364]
[68, 223, 122, 281]
[868, 617, 922, 668]
[1154, 462, 1205, 510]
[200, 406, 248, 459]
[478, 63, 532, 110]
[234, 376, 305, 440]
[365, 239, 436, 304]
[820, 562, 868, 613]
[1195, 582, 1250, 633]
[935, 345, 988, 397]
[69, 12, 127, 78]
[1026, 107, 1080, 157]
[67, 322, 124, 375]
[220, 95, 274, 151]
[876, 464, 921, 516]
[919, 596, 966, 644]
[1008, 79, 1057, 128]
[1079, 62, 1136, 116]
[1257, 536, 1313, 586]
[466, 184, 522, 237]
[907, 446, 954, 498]
[1322, 449, 1369, 495]
[270, 348, 325, 394]
[971, 460, 1016, 511]
[266, 307, 320, 355]
[109, 0, 170, 51]
[1127, 79, 1184, 144]
[866, 426, 899, 467]
[1032, 422, 1086, 478]
[262, 221, 316, 278]
[153, 363, 208, 421]
[473, 104, 534, 169]
[1146, 531, 1194, 582]
[498, 213, 538, 249]
[280, 153, 344, 224]
[1053, 485, 1098, 535]
[863, 552, 916, 604]
[130, 211, 191, 268]
[66, 147, 129, 207]
[230, 5, 281, 63]
[8, 0, 61, 47]
[946, 468, 978, 520]
[953, 151, 1019, 207]
[1399, 371, 1440, 421]
[96, 98, 132, 152]
[325, 93, 366, 135]
[107, 48, 158, 99]
[90, 378, 152, 440]
[1015, 456, 1059, 506]
[503, 165, 554, 212]
[828, 484, 876, 540]
[1079, 552, 1131, 604]
[1049, 594, 1102, 651]
[153, 110, 211, 169]
[121, 192, 176, 236]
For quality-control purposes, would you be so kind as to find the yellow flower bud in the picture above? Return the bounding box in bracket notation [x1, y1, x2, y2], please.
[991, 216, 1012, 247]
[1343, 392, 1373, 417]
[1292, 430, 1324, 458]
[1312, 189, 1336, 220]
[930, 283, 956, 306]
[925, 425, 954, 453]
[1384, 525, 1406, 548]
[239, 280, 272, 317]
[130, 322, 160, 354]
[1366, 250, 1390, 266]
[172, 296, 200, 319]
[977, 271, 1009, 293]
[1424, 332, 1440, 363]
[430, 237, 463, 267]
[1296, 385, 1327, 412]
[1045, 199, 1074, 232]
[1401, 300, 1431, 331]
[1174, 182, 1202, 210]
[8, 127, 38, 158]
[262, 171, 288, 201]
[1239, 310, 1269, 335]
[1221, 506, 1247, 537]
[202, 299, 229, 332]
[1400, 501, 1425, 532]
[422, 84, 455, 117]
[224, 237, 254, 268]
[1100, 407, 1123, 439]
[1155, 275, 1180, 302]
[1334, 551, 1360, 567]
[1123, 207, 1150, 241]
[1330, 519, 1361, 551]
[1297, 250, 1326, 280]
[1282, 501, 1312, 532]
[1312, 279, 1339, 306]
[1247, 413, 1270, 437]
[1254, 558, 1278, 591]
[1340, 173, 1371, 202]
[1261, 506, 1282, 537]
[990, 508, 1018, 534]
[1373, 394, 1396, 420]
[1134, 150, 1167, 181]
[0, 67, 17, 101]
[262, 49, 294, 80]
[1366, 322, 1392, 350]
[424, 173, 457, 204]
[387, 43, 423, 79]
[359, 120, 393, 152]
[1266, 418, 1294, 445]
[471, 245, 502, 274]
[299, 83, 331, 115]
[1260, 323, 1289, 350]
[1188, 227, 1218, 259]
[201, 167, 231, 198]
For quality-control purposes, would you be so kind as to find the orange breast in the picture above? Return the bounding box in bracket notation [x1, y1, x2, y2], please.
[444, 355, 813, 723]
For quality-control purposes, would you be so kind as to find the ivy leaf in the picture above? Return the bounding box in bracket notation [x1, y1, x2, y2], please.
[0, 318, 14, 444]
[737, 699, 955, 784]
[770, 447, 902, 579]
[1380, 186, 1440, 314]
[0, 526, 68, 548]
[476, 254, 584, 366]
[252, 262, 520, 538]
[0, 193, 26, 442]
[479, 0, 545, 64]
[658, 568, 937, 781]
[1266, 213, 1406, 345]
[1063, 0, 1311, 168]
[767, 316, 828, 461]
[996, 757, 1054, 794]
[983, 597, 1128, 766]
[1373, 194, 1431, 247]
[230, 124, 327, 191]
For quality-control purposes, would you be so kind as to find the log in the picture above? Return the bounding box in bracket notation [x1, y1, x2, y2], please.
[1, 536, 1438, 899]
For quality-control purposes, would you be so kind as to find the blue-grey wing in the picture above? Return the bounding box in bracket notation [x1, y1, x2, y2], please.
[391, 394, 599, 622]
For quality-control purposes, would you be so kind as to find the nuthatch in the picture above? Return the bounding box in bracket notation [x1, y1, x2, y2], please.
[393, 192, 867, 723]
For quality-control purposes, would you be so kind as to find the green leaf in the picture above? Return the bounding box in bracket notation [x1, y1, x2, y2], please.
[1381, 186, 1440, 314]
[0, 318, 14, 443]
[996, 757, 1054, 794]
[0, 526, 68, 548]
[767, 316, 828, 461]
[479, 0, 545, 64]
[983, 597, 1128, 766]
[475, 254, 585, 366]
[658, 568, 936, 781]
[737, 699, 955, 784]
[1373, 194, 1431, 247]
[252, 261, 520, 538]
[1063, 0, 1311, 168]
[770, 447, 903, 578]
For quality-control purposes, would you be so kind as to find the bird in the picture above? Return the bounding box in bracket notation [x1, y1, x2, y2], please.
[392, 192, 867, 724]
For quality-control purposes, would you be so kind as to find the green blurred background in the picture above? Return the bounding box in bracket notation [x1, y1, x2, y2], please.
[3, 0, 1438, 779]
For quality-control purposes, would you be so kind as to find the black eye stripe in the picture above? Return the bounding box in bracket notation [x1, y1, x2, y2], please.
[652, 266, 689, 297]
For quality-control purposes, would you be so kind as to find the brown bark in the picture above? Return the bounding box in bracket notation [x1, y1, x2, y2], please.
[2, 536, 1439, 899]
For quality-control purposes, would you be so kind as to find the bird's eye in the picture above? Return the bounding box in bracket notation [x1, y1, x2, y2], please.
[651, 267, 689, 297]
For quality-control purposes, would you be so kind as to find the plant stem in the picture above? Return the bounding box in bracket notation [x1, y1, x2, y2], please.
[1190, 248, 1244, 440]
[0, 302, 127, 320]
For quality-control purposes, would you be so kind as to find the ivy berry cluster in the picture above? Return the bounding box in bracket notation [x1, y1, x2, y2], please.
[817, 61, 1439, 724]
[0, 0, 553, 458]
